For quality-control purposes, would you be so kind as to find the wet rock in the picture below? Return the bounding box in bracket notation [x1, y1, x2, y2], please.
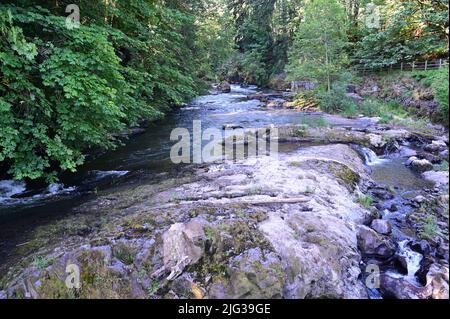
[217, 82, 231, 93]
[439, 149, 449, 160]
[424, 140, 447, 154]
[413, 195, 426, 204]
[357, 226, 397, 259]
[394, 255, 409, 275]
[368, 134, 385, 148]
[389, 204, 399, 212]
[410, 240, 431, 256]
[405, 156, 418, 166]
[371, 219, 392, 235]
[409, 158, 433, 173]
[422, 171, 449, 187]
[417, 152, 442, 164]
[156, 219, 207, 280]
[398, 146, 417, 158]
[380, 273, 432, 299]
[416, 256, 434, 285]
[371, 189, 394, 200]
[437, 243, 449, 261]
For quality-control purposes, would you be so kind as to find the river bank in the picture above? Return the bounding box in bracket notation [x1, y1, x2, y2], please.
[0, 85, 448, 299]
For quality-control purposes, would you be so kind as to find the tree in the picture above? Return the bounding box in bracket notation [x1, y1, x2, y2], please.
[356, 0, 449, 68]
[0, 0, 213, 181]
[286, 0, 349, 92]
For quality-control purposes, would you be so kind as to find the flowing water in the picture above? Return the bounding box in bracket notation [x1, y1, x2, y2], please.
[358, 147, 434, 288]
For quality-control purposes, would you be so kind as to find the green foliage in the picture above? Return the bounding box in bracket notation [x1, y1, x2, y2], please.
[147, 280, 159, 297]
[287, 0, 349, 91]
[435, 160, 449, 172]
[356, 0, 449, 68]
[421, 215, 438, 240]
[357, 194, 373, 209]
[0, 2, 207, 181]
[315, 73, 357, 113]
[430, 65, 449, 127]
[31, 255, 55, 269]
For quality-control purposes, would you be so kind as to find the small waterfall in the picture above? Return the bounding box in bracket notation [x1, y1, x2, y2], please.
[358, 146, 388, 166]
[398, 240, 423, 284]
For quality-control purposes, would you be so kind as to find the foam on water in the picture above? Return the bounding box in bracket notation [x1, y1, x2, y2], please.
[398, 240, 423, 284]
[359, 146, 388, 166]
[0, 180, 27, 203]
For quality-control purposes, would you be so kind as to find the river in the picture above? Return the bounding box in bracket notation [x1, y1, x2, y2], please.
[0, 85, 444, 298]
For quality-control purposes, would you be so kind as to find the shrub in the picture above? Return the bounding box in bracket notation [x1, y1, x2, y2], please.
[431, 65, 449, 127]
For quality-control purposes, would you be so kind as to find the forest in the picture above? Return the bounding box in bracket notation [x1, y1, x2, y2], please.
[0, 0, 449, 182]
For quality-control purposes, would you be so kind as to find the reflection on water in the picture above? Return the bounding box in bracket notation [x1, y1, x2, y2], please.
[370, 158, 434, 190]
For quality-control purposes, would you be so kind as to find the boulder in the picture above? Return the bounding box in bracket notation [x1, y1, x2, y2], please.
[422, 171, 449, 187]
[405, 156, 418, 166]
[439, 149, 449, 160]
[380, 273, 432, 299]
[394, 255, 409, 275]
[424, 140, 447, 154]
[371, 219, 392, 235]
[371, 189, 394, 200]
[417, 152, 442, 164]
[410, 240, 431, 256]
[158, 219, 207, 280]
[266, 100, 285, 109]
[357, 226, 397, 259]
[413, 195, 426, 204]
[410, 159, 434, 173]
[398, 146, 417, 158]
[217, 82, 231, 93]
[437, 243, 449, 261]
